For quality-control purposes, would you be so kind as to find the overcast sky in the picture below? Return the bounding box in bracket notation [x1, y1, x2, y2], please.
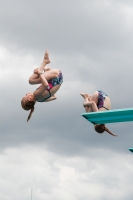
[1, 0, 133, 199]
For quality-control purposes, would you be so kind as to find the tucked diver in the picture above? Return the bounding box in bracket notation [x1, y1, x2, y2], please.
[21, 50, 63, 121]
[80, 91, 117, 136]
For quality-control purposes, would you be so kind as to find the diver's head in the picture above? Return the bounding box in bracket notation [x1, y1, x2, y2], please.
[94, 124, 105, 134]
[94, 124, 118, 136]
[21, 93, 36, 121]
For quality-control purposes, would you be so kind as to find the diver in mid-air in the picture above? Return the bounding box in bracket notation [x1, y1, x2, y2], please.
[21, 50, 63, 121]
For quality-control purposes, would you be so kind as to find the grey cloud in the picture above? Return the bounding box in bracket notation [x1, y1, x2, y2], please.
[0, 0, 133, 55]
[1, 1, 133, 199]
[1, 146, 133, 200]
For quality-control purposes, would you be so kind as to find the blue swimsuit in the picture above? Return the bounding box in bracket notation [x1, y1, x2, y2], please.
[37, 71, 63, 102]
[97, 90, 109, 110]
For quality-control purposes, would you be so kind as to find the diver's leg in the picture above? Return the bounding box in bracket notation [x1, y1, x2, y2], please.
[80, 93, 91, 112]
[29, 50, 51, 84]
[80, 93, 98, 112]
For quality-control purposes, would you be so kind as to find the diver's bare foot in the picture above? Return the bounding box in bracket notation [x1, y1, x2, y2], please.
[80, 93, 88, 98]
[43, 49, 50, 64]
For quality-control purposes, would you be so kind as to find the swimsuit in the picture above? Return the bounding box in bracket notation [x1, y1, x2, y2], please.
[37, 71, 63, 102]
[97, 90, 109, 110]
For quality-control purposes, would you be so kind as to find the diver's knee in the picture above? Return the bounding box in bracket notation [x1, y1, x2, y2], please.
[29, 78, 34, 85]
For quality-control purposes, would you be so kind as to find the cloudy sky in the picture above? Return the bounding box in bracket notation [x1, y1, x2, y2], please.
[1, 0, 133, 199]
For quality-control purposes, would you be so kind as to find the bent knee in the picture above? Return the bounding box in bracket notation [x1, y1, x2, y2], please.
[29, 77, 38, 85]
[29, 78, 34, 85]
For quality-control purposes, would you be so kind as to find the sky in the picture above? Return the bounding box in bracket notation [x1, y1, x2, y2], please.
[0, 0, 133, 199]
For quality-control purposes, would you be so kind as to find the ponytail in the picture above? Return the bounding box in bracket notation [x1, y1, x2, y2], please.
[104, 126, 118, 136]
[27, 107, 35, 122]
[94, 124, 118, 136]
